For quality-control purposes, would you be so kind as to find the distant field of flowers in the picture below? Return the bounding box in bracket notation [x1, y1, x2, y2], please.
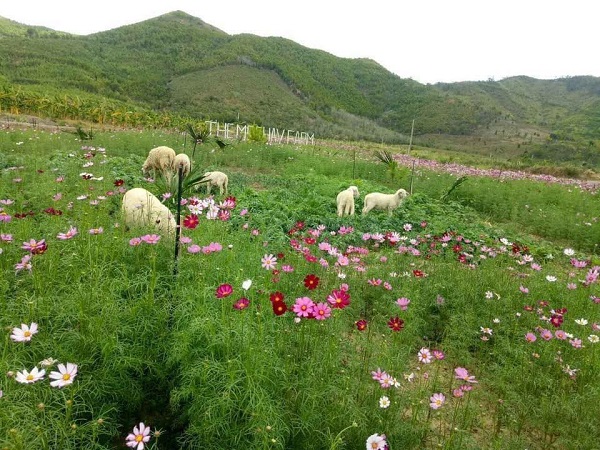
[0, 127, 598, 449]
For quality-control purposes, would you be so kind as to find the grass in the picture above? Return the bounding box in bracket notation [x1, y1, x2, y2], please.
[0, 127, 599, 449]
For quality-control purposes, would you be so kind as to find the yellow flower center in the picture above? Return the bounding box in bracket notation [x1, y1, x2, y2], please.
[26, 374, 34, 381]
[62, 374, 71, 381]
[24, 331, 31, 337]
[135, 435, 144, 442]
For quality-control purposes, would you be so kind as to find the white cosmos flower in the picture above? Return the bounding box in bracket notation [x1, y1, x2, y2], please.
[563, 248, 575, 256]
[49, 363, 78, 388]
[546, 275, 557, 282]
[242, 279, 252, 291]
[10, 323, 38, 342]
[16, 367, 45, 384]
[575, 318, 588, 326]
[379, 396, 391, 409]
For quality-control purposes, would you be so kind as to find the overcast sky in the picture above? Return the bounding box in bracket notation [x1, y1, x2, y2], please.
[0, 0, 597, 85]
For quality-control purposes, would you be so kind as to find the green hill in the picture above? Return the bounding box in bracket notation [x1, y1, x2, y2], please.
[0, 10, 599, 167]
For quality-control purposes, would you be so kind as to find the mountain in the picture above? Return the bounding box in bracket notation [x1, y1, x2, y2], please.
[0, 10, 599, 166]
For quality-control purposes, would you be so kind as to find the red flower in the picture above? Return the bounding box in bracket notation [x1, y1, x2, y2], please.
[387, 316, 405, 332]
[216, 284, 233, 299]
[272, 300, 287, 316]
[304, 237, 316, 245]
[550, 314, 564, 328]
[555, 307, 568, 315]
[355, 319, 368, 331]
[270, 291, 285, 303]
[183, 214, 199, 229]
[277, 253, 285, 260]
[114, 179, 124, 187]
[295, 221, 305, 230]
[413, 270, 425, 278]
[233, 298, 250, 310]
[44, 207, 63, 216]
[304, 274, 320, 290]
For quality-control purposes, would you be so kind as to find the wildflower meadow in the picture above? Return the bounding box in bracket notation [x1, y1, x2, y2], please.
[0, 127, 599, 449]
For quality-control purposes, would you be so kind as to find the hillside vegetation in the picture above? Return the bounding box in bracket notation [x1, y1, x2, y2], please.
[0, 11, 599, 168]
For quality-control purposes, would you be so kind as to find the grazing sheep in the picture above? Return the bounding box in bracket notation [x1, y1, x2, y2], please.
[336, 185, 360, 217]
[141, 146, 176, 179]
[362, 189, 409, 216]
[121, 187, 176, 236]
[198, 171, 228, 195]
[173, 153, 191, 178]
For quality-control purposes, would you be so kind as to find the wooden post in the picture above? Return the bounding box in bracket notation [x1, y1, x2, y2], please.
[173, 165, 184, 276]
[409, 160, 416, 195]
[408, 119, 415, 155]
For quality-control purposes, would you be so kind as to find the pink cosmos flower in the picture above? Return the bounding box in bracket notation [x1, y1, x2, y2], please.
[126, 422, 151, 449]
[326, 289, 350, 309]
[454, 367, 477, 383]
[141, 234, 161, 244]
[365, 433, 388, 450]
[569, 338, 583, 348]
[555, 330, 567, 340]
[187, 244, 201, 254]
[10, 323, 38, 342]
[525, 332, 537, 343]
[417, 347, 432, 364]
[1, 233, 13, 242]
[312, 302, 331, 320]
[292, 297, 315, 318]
[261, 254, 277, 270]
[429, 392, 446, 409]
[89, 227, 104, 235]
[540, 329, 553, 341]
[396, 297, 411, 310]
[129, 237, 142, 246]
[21, 239, 47, 254]
[453, 388, 465, 398]
[216, 284, 233, 299]
[15, 254, 32, 272]
[49, 363, 78, 388]
[282, 264, 294, 273]
[57, 226, 78, 240]
[519, 285, 529, 294]
[432, 350, 445, 360]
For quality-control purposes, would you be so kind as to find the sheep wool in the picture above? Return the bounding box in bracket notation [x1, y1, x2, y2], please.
[141, 146, 176, 178]
[121, 187, 176, 236]
[362, 189, 409, 216]
[336, 185, 360, 217]
[199, 171, 229, 195]
[173, 153, 191, 178]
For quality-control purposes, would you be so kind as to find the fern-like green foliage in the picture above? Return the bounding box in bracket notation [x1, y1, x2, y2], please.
[440, 176, 468, 201]
[374, 150, 400, 181]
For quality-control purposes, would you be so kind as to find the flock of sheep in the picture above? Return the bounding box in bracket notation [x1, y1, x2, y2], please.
[122, 146, 409, 236]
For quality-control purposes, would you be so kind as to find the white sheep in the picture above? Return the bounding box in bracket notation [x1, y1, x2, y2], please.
[121, 187, 176, 236]
[362, 188, 409, 216]
[336, 185, 360, 217]
[198, 171, 228, 195]
[141, 146, 176, 179]
[173, 153, 191, 178]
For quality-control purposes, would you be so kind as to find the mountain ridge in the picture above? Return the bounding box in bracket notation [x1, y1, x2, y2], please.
[0, 10, 598, 167]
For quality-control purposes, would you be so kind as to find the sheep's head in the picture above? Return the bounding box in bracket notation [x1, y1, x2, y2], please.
[349, 186, 360, 198]
[396, 189, 409, 199]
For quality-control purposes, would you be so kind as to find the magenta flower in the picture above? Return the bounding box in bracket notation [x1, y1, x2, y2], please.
[216, 284, 233, 299]
[326, 289, 350, 309]
[311, 302, 331, 320]
[125, 422, 151, 449]
[187, 244, 201, 254]
[429, 392, 446, 409]
[292, 297, 315, 318]
[1, 233, 13, 242]
[21, 239, 47, 255]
